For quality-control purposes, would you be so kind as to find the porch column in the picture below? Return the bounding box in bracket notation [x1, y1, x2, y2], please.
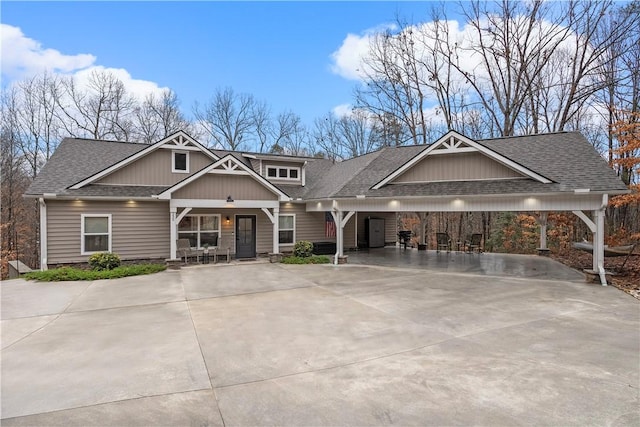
[39, 198, 48, 270]
[260, 207, 280, 254]
[273, 206, 280, 254]
[539, 212, 548, 250]
[170, 207, 177, 259]
[573, 206, 607, 286]
[594, 208, 606, 284]
[331, 210, 355, 264]
[418, 212, 428, 245]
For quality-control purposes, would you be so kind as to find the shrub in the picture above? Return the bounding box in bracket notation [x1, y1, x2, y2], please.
[23, 264, 166, 281]
[293, 240, 314, 257]
[281, 255, 331, 264]
[88, 252, 121, 271]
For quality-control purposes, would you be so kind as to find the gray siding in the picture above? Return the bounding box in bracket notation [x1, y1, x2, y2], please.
[47, 200, 170, 264]
[279, 203, 336, 248]
[97, 149, 213, 186]
[394, 152, 523, 183]
[173, 175, 278, 200]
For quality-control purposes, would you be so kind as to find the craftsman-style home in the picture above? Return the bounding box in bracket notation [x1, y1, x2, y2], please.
[26, 130, 627, 284]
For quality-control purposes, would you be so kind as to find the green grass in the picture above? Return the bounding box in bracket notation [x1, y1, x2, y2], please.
[281, 255, 331, 264]
[23, 264, 167, 282]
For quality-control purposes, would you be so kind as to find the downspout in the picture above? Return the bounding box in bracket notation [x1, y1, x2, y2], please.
[39, 198, 48, 270]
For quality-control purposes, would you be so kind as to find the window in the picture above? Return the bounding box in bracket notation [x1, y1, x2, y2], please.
[279, 214, 295, 245]
[178, 215, 220, 248]
[172, 151, 189, 173]
[81, 214, 112, 254]
[266, 165, 300, 181]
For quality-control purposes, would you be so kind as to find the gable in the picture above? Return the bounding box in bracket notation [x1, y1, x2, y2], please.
[158, 154, 290, 201]
[173, 174, 278, 200]
[96, 149, 214, 186]
[393, 151, 526, 183]
[70, 131, 218, 189]
[373, 130, 551, 189]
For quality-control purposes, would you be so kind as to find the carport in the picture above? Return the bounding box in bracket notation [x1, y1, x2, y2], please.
[304, 131, 628, 285]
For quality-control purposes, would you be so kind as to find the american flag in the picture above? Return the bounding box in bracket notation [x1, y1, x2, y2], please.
[325, 212, 336, 238]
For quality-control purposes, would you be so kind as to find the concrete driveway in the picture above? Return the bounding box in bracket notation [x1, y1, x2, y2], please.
[1, 261, 638, 426]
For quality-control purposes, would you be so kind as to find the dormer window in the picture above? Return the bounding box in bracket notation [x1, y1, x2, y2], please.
[172, 151, 189, 173]
[266, 165, 300, 181]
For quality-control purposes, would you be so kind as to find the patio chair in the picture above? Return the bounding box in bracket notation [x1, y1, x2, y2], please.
[436, 232, 451, 252]
[176, 238, 198, 263]
[465, 233, 483, 253]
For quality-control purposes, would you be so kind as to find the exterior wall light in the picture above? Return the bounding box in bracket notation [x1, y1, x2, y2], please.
[226, 195, 234, 202]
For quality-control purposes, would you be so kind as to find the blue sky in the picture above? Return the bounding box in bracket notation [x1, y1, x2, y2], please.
[1, 1, 451, 126]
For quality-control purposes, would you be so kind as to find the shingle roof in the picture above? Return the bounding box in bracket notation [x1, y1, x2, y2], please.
[26, 131, 627, 200]
[26, 138, 147, 196]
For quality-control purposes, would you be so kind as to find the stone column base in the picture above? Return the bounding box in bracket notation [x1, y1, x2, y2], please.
[165, 258, 183, 270]
[269, 253, 283, 263]
[337, 255, 348, 264]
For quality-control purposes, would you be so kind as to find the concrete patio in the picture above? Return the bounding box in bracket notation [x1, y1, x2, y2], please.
[1, 260, 638, 426]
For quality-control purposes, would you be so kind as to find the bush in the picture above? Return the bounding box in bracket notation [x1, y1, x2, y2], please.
[281, 255, 331, 264]
[293, 240, 314, 257]
[23, 264, 166, 282]
[88, 252, 121, 271]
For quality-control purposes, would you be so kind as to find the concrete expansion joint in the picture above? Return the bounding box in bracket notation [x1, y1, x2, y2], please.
[185, 284, 318, 303]
[0, 388, 214, 422]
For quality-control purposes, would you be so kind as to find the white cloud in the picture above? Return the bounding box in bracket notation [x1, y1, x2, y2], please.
[1, 24, 167, 101]
[331, 103, 354, 118]
[1, 24, 95, 79]
[72, 66, 168, 101]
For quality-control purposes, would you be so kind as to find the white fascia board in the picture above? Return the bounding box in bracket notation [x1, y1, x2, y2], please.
[171, 199, 279, 209]
[70, 130, 218, 190]
[157, 154, 291, 201]
[372, 130, 552, 189]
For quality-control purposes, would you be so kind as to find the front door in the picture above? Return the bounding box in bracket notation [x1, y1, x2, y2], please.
[235, 215, 256, 259]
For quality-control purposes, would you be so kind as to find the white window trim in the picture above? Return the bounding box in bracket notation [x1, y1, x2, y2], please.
[178, 214, 221, 249]
[172, 150, 190, 173]
[81, 214, 112, 255]
[265, 165, 301, 181]
[278, 213, 295, 245]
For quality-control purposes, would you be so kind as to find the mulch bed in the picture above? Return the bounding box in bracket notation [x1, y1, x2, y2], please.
[551, 247, 640, 300]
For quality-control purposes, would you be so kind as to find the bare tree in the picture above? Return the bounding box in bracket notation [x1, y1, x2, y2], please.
[193, 87, 265, 150]
[56, 69, 136, 141]
[135, 90, 195, 144]
[270, 111, 310, 155]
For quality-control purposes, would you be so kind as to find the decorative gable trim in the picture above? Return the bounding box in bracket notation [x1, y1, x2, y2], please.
[69, 131, 218, 189]
[156, 154, 291, 201]
[372, 130, 552, 189]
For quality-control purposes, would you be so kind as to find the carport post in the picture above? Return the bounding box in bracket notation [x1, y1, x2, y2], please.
[538, 212, 548, 250]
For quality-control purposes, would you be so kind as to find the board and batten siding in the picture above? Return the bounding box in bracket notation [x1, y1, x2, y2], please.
[394, 152, 524, 183]
[46, 200, 170, 265]
[173, 175, 278, 200]
[97, 149, 213, 186]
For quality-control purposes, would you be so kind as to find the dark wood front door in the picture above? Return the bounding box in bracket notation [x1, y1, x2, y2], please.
[235, 215, 256, 258]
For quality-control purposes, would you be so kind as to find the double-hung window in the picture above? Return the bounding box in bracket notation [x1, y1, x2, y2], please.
[172, 151, 189, 173]
[178, 215, 221, 248]
[81, 214, 112, 254]
[278, 214, 295, 245]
